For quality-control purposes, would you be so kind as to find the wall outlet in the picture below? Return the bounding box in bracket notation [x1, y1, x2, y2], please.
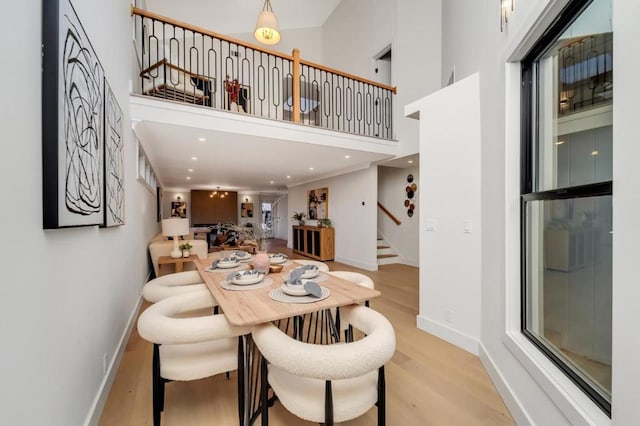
[445, 310, 454, 324]
[103, 353, 108, 375]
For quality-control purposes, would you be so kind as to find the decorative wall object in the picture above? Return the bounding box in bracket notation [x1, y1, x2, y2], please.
[104, 81, 124, 226]
[241, 203, 254, 218]
[307, 187, 329, 220]
[405, 174, 417, 218]
[42, 0, 105, 228]
[171, 201, 187, 218]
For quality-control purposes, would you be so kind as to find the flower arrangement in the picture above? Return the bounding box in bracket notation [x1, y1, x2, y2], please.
[178, 242, 193, 251]
[291, 211, 306, 225]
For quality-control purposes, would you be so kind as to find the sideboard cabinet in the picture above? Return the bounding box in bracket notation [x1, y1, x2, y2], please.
[292, 226, 335, 261]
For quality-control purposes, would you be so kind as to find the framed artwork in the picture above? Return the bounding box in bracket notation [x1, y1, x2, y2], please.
[42, 0, 105, 228]
[171, 201, 187, 218]
[307, 187, 329, 220]
[241, 203, 254, 218]
[104, 81, 125, 226]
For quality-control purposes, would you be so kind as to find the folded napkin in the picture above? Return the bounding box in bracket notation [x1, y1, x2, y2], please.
[234, 250, 249, 257]
[228, 269, 259, 281]
[300, 264, 318, 271]
[303, 281, 323, 298]
[285, 268, 306, 284]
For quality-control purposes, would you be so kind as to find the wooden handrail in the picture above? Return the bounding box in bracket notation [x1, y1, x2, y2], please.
[132, 6, 293, 61]
[377, 202, 401, 225]
[299, 58, 397, 94]
[131, 6, 397, 93]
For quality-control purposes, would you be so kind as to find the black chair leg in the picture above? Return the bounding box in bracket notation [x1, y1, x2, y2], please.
[324, 380, 334, 426]
[152, 344, 162, 426]
[377, 366, 386, 426]
[261, 357, 269, 426]
[237, 337, 245, 426]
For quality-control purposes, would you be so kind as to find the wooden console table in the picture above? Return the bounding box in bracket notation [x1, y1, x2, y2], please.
[292, 225, 335, 261]
[157, 255, 198, 276]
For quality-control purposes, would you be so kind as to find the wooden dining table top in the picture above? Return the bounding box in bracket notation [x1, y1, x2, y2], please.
[195, 257, 381, 326]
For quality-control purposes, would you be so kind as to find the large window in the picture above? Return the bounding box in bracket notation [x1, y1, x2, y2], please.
[521, 0, 612, 414]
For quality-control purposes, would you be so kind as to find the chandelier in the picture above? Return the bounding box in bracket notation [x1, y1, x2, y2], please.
[210, 187, 229, 199]
[254, 0, 281, 45]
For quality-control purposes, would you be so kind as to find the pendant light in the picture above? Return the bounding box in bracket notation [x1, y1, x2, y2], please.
[254, 0, 281, 45]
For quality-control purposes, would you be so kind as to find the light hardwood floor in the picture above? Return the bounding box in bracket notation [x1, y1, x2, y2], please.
[100, 239, 514, 425]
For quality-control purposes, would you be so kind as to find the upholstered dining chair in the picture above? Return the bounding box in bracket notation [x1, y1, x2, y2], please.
[292, 259, 330, 272]
[329, 271, 375, 341]
[253, 305, 395, 425]
[142, 270, 207, 303]
[137, 289, 250, 426]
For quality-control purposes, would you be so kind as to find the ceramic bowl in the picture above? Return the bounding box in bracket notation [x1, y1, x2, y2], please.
[282, 283, 309, 296]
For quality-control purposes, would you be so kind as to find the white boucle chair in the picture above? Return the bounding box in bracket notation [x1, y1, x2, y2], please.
[142, 271, 208, 303]
[137, 289, 250, 426]
[291, 259, 330, 272]
[329, 271, 375, 341]
[252, 305, 396, 425]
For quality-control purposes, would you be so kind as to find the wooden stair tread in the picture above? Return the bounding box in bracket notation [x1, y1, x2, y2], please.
[377, 254, 398, 259]
[377, 245, 390, 249]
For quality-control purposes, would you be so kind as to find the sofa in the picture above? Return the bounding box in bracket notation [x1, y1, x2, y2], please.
[148, 233, 210, 277]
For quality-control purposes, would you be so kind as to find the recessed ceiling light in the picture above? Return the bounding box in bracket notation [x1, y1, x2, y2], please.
[270, 181, 275, 184]
[345, 155, 351, 159]
[309, 167, 314, 171]
[286, 175, 291, 179]
[191, 156, 198, 160]
[186, 176, 191, 180]
[198, 137, 206, 142]
[591, 150, 599, 156]
[555, 141, 565, 145]
[188, 168, 193, 172]
[408, 160, 414, 164]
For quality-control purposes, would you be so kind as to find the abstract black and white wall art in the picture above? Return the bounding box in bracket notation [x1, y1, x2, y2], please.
[42, 0, 105, 228]
[104, 81, 125, 226]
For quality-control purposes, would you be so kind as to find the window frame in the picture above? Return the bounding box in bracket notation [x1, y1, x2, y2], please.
[519, 0, 612, 416]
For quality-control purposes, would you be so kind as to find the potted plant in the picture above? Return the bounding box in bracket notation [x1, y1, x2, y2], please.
[291, 211, 306, 226]
[317, 218, 332, 228]
[179, 242, 193, 258]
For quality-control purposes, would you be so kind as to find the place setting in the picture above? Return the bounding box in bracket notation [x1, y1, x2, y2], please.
[282, 264, 329, 283]
[268, 252, 291, 266]
[232, 250, 253, 262]
[269, 266, 330, 303]
[220, 268, 273, 291]
[205, 254, 247, 272]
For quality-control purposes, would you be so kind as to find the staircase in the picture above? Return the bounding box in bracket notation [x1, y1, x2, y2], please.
[377, 236, 399, 265]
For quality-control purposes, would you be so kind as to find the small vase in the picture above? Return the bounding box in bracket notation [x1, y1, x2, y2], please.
[182, 250, 190, 258]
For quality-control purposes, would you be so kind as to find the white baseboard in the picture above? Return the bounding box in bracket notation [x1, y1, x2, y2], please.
[478, 343, 532, 425]
[398, 256, 419, 267]
[416, 314, 479, 355]
[83, 290, 145, 426]
[335, 256, 378, 271]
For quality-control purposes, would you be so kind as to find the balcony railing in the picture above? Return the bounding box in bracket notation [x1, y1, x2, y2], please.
[132, 7, 396, 139]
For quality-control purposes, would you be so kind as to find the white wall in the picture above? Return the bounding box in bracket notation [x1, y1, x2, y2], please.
[322, 0, 442, 155]
[406, 74, 482, 355]
[377, 165, 419, 266]
[288, 167, 378, 270]
[440, 0, 638, 424]
[0, 1, 158, 424]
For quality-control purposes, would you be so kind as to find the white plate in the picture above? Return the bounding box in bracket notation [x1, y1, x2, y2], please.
[232, 273, 264, 285]
[269, 257, 287, 264]
[281, 284, 309, 296]
[300, 269, 319, 279]
[216, 261, 240, 269]
[234, 252, 252, 260]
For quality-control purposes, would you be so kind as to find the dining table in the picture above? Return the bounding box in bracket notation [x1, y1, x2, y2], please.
[194, 256, 381, 425]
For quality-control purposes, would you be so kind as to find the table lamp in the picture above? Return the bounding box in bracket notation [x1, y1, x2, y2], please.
[162, 218, 190, 258]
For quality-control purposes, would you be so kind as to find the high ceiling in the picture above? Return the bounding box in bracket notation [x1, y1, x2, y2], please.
[144, 0, 343, 35]
[139, 121, 394, 192]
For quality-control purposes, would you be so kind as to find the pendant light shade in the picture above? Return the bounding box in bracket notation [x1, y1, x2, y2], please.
[254, 0, 281, 45]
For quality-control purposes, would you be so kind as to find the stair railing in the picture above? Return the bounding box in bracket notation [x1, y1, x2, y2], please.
[377, 202, 401, 225]
[131, 7, 396, 139]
